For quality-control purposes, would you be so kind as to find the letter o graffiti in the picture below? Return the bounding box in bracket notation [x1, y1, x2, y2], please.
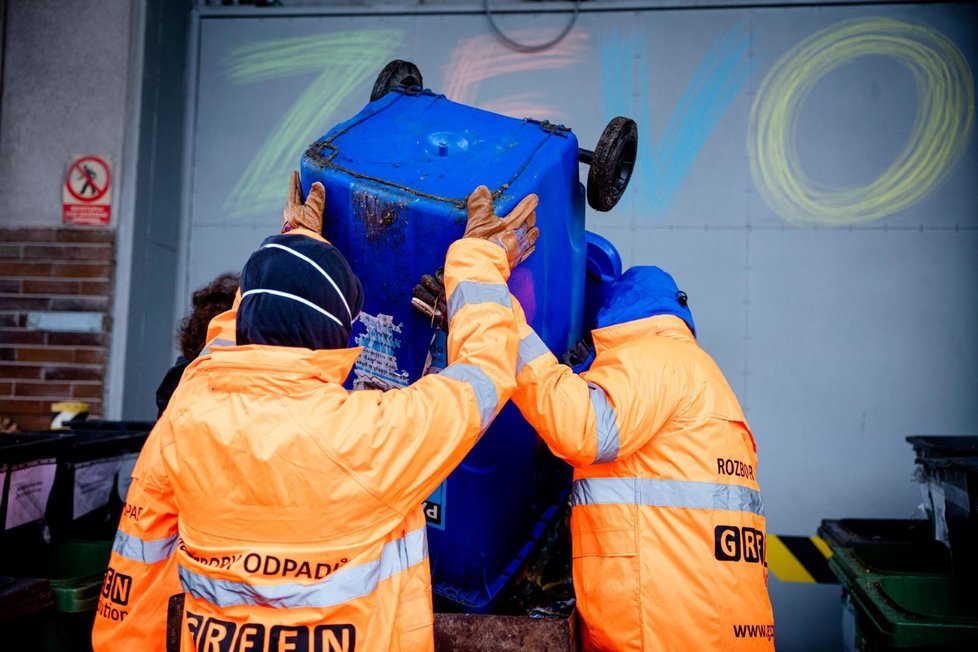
[749, 18, 974, 226]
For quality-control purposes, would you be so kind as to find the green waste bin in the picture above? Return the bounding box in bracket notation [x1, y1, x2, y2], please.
[830, 546, 978, 650]
[831, 543, 952, 582]
[42, 539, 111, 652]
[0, 540, 111, 652]
[848, 574, 978, 650]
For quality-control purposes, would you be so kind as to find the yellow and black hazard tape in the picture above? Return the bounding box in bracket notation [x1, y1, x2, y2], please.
[767, 535, 837, 584]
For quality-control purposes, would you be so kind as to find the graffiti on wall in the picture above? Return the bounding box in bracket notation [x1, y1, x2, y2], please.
[442, 30, 587, 121]
[222, 30, 403, 218]
[218, 17, 974, 227]
[748, 17, 974, 226]
[602, 24, 754, 217]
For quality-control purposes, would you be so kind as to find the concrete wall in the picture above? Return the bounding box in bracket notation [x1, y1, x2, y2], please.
[0, 0, 134, 228]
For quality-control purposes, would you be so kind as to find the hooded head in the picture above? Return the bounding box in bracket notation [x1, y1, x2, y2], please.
[236, 233, 364, 350]
[595, 266, 695, 336]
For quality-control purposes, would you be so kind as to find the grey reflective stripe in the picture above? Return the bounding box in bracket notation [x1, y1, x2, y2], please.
[438, 363, 499, 433]
[447, 281, 512, 322]
[589, 382, 620, 464]
[112, 530, 179, 564]
[199, 337, 234, 356]
[571, 477, 765, 516]
[516, 332, 550, 376]
[179, 527, 427, 610]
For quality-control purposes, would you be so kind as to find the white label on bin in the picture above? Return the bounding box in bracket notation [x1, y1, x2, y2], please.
[74, 457, 123, 519]
[929, 481, 950, 545]
[116, 453, 139, 502]
[5, 459, 57, 530]
[941, 473, 970, 512]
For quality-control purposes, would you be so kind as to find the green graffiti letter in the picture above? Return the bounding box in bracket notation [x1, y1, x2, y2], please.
[223, 30, 403, 218]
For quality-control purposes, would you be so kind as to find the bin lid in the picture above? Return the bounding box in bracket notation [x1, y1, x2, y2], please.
[50, 574, 104, 613]
[0, 577, 54, 622]
[818, 518, 935, 548]
[62, 428, 150, 462]
[830, 543, 952, 583]
[0, 432, 71, 466]
[306, 89, 573, 207]
[906, 436, 978, 458]
[67, 419, 156, 432]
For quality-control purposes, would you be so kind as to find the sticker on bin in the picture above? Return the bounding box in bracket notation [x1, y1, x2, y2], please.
[424, 481, 447, 530]
[352, 312, 410, 391]
[926, 481, 950, 545]
[74, 457, 125, 519]
[4, 458, 57, 530]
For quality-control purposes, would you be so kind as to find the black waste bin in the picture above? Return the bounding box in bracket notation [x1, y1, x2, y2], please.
[906, 436, 978, 582]
[0, 432, 72, 558]
[48, 423, 153, 541]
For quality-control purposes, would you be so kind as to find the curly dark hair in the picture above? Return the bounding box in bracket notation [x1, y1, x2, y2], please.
[178, 272, 240, 359]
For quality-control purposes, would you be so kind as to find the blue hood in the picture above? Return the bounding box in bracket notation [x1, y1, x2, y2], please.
[595, 266, 695, 336]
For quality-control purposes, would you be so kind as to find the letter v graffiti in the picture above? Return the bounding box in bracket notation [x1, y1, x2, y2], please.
[602, 24, 755, 218]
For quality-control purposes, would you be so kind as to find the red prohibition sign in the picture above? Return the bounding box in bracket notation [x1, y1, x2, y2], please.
[66, 156, 110, 202]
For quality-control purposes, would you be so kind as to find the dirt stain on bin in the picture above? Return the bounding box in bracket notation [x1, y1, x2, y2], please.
[353, 188, 404, 242]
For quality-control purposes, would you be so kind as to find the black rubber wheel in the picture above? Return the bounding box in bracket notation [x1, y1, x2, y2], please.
[587, 117, 638, 212]
[370, 60, 423, 102]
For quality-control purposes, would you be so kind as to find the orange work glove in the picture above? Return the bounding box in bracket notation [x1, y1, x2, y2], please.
[281, 170, 325, 233]
[463, 185, 540, 269]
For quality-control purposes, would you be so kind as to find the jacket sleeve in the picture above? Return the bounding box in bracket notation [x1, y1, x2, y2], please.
[510, 298, 682, 467]
[92, 426, 182, 651]
[329, 237, 519, 513]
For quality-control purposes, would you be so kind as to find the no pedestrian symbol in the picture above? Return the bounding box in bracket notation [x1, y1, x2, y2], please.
[63, 155, 112, 226]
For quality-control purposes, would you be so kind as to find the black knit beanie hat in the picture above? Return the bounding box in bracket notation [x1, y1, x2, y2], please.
[237, 233, 364, 350]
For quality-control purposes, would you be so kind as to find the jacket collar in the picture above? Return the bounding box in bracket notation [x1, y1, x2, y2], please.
[591, 314, 695, 355]
[201, 344, 363, 385]
[283, 227, 330, 245]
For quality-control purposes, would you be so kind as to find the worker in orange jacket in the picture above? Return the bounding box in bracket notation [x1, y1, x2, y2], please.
[415, 264, 774, 650]
[92, 174, 539, 651]
[515, 267, 774, 650]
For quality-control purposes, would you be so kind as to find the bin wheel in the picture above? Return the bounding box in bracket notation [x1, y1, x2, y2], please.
[370, 60, 423, 102]
[586, 117, 637, 212]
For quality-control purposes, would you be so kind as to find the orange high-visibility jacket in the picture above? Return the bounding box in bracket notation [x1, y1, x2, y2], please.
[513, 307, 774, 651]
[93, 236, 518, 652]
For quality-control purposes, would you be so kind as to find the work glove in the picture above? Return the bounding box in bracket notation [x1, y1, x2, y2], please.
[281, 170, 325, 234]
[463, 185, 540, 269]
[411, 267, 448, 331]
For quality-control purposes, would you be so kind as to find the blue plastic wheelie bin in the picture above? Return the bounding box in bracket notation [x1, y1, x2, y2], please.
[300, 61, 635, 611]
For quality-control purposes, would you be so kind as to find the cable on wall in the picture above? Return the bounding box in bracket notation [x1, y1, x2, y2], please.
[483, 0, 582, 53]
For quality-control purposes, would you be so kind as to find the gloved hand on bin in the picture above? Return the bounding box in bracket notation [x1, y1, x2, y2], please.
[281, 170, 325, 234]
[412, 267, 447, 331]
[411, 184, 539, 329]
[463, 185, 539, 268]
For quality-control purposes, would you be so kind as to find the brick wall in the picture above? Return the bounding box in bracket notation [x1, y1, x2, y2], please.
[0, 228, 114, 431]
